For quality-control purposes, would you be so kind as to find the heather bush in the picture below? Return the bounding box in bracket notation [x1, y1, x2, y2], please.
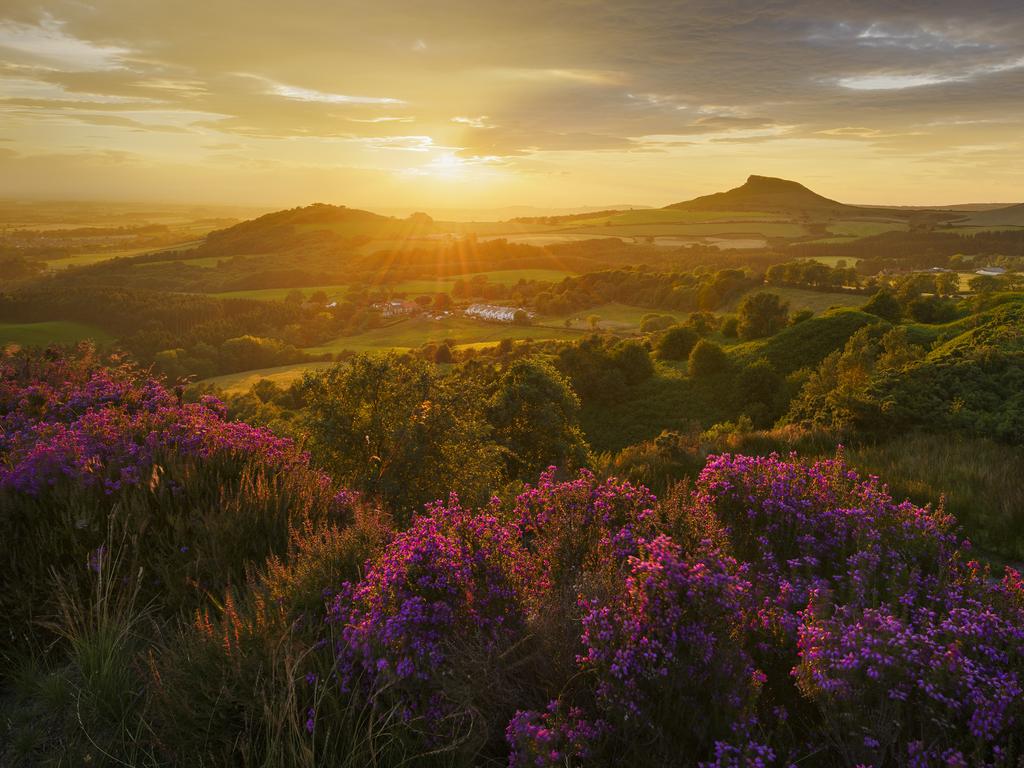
[0, 347, 345, 645]
[328, 496, 539, 754]
[576, 536, 759, 762]
[514, 467, 659, 589]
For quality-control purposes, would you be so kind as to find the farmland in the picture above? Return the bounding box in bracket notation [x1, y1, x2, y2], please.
[305, 315, 583, 355]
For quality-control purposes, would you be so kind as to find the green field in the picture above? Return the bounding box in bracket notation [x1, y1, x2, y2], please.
[212, 283, 351, 301]
[391, 268, 576, 295]
[0, 321, 113, 348]
[134, 254, 229, 269]
[306, 315, 582, 355]
[806, 256, 861, 267]
[213, 269, 578, 301]
[544, 303, 686, 331]
[45, 241, 202, 270]
[826, 220, 906, 238]
[200, 361, 335, 394]
[728, 286, 868, 314]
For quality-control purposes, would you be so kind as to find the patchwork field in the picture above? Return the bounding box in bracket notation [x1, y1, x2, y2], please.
[825, 220, 907, 237]
[305, 315, 583, 355]
[545, 302, 687, 331]
[567, 221, 807, 238]
[44, 241, 203, 270]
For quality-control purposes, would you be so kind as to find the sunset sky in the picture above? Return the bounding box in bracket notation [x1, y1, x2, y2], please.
[1, 1, 1022, 211]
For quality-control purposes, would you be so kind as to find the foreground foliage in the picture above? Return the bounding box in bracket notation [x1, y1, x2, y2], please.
[2, 348, 1023, 767]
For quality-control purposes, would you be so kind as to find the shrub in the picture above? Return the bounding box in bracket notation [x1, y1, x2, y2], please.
[329, 496, 538, 750]
[657, 325, 699, 360]
[688, 339, 729, 377]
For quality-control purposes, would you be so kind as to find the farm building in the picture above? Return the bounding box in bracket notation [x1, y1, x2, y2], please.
[374, 300, 420, 318]
[975, 266, 1007, 276]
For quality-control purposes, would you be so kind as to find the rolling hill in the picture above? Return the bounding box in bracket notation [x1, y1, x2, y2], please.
[664, 175, 856, 214]
[199, 203, 439, 255]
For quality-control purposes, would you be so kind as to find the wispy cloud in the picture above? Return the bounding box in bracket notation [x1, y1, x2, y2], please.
[0, 13, 131, 71]
[263, 79, 404, 105]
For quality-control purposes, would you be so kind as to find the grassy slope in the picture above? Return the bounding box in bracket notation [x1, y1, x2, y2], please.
[729, 307, 881, 373]
[200, 362, 336, 394]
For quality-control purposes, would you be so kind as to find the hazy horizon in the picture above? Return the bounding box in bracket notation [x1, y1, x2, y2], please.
[2, 1, 1023, 209]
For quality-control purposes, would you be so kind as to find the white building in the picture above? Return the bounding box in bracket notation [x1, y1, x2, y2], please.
[975, 266, 1007, 277]
[464, 303, 530, 323]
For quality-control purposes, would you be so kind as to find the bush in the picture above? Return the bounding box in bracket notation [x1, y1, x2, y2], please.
[656, 325, 699, 360]
[737, 291, 790, 340]
[688, 339, 729, 377]
[639, 313, 675, 333]
[862, 289, 902, 323]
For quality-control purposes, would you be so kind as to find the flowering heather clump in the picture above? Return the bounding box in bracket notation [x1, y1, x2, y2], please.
[0, 348, 307, 495]
[506, 700, 607, 768]
[514, 467, 659, 586]
[330, 494, 537, 738]
[692, 453, 960, 642]
[577, 535, 759, 756]
[796, 572, 1024, 764]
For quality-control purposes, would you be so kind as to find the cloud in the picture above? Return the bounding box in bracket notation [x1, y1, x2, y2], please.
[0, 13, 131, 71]
[263, 80, 404, 105]
[0, 1, 1022, 205]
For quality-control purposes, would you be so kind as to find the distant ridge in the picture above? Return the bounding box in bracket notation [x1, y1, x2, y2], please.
[665, 175, 852, 213]
[962, 202, 1024, 227]
[201, 203, 435, 255]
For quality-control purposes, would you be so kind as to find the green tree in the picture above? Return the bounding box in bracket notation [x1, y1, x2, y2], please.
[656, 325, 699, 361]
[434, 343, 453, 364]
[736, 358, 784, 427]
[862, 289, 902, 323]
[612, 340, 655, 384]
[301, 355, 501, 520]
[737, 292, 790, 340]
[688, 339, 729, 377]
[487, 358, 590, 481]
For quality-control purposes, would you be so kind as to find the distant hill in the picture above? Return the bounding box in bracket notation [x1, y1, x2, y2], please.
[962, 203, 1024, 227]
[665, 175, 856, 214]
[200, 203, 437, 255]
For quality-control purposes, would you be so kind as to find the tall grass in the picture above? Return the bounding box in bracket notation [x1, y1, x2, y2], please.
[1, 529, 157, 766]
[845, 433, 1024, 563]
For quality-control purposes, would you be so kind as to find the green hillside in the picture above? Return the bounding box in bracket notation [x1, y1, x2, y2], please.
[729, 307, 881, 373]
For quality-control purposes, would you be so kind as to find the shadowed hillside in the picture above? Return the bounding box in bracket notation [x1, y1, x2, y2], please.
[200, 203, 438, 255]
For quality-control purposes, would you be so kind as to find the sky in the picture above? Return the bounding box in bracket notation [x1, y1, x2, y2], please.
[0, 0, 1023, 211]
